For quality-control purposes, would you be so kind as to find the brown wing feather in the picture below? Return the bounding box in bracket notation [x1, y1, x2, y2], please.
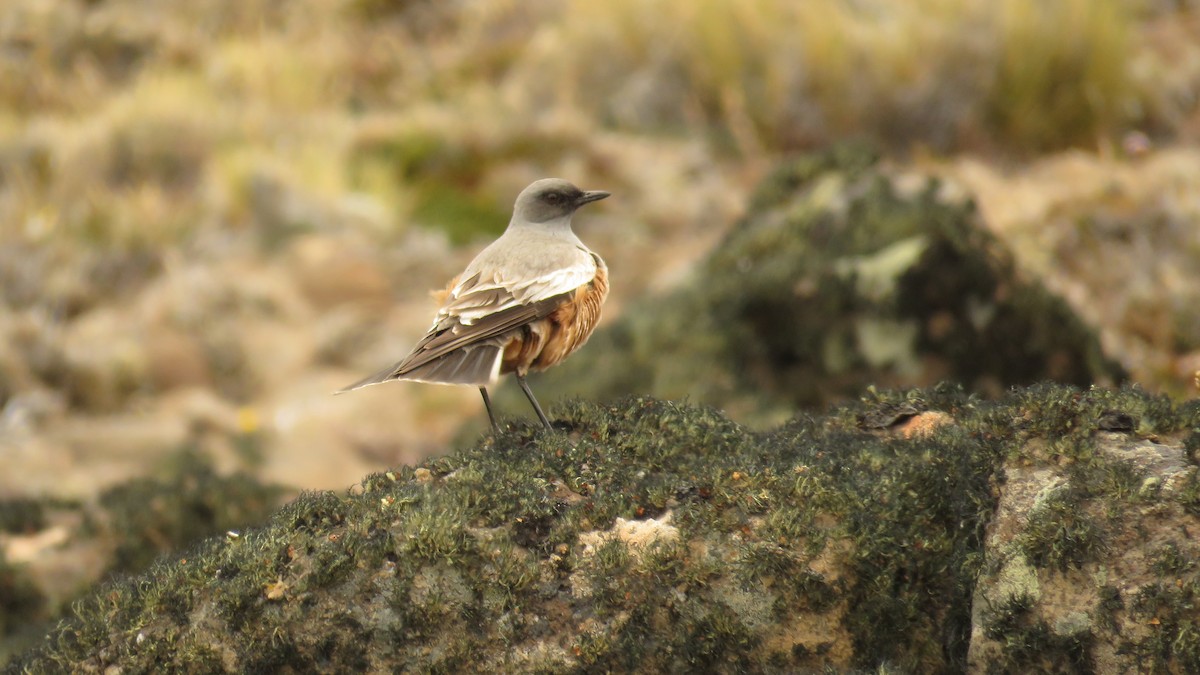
[396, 293, 569, 374]
[338, 247, 604, 392]
[336, 291, 573, 391]
[396, 343, 503, 385]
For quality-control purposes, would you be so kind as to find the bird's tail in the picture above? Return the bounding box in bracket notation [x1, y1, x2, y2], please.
[335, 345, 502, 393]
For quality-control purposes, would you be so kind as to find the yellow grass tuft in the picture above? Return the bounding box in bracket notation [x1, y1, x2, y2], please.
[531, 0, 1153, 153]
[989, 0, 1133, 150]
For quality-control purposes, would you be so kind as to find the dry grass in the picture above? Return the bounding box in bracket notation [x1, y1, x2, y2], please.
[1, 0, 1194, 252]
[988, 0, 1133, 150]
[528, 0, 1178, 154]
[940, 148, 1200, 395]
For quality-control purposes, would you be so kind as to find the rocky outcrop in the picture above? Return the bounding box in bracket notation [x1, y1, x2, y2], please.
[7, 385, 1197, 673]
[969, 388, 1200, 673]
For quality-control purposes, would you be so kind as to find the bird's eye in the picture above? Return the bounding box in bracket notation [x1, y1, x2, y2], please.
[546, 193, 562, 204]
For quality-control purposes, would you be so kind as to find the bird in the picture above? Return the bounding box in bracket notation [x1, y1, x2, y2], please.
[338, 178, 610, 432]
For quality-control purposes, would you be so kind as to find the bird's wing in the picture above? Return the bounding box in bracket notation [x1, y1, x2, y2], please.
[339, 256, 597, 390]
[442, 261, 597, 324]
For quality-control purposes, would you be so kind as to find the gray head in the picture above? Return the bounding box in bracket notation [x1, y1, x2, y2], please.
[512, 178, 610, 225]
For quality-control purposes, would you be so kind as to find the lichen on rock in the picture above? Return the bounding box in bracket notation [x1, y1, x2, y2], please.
[969, 384, 1200, 673]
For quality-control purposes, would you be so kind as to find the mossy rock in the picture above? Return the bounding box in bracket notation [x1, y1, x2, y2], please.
[970, 386, 1200, 674]
[0, 450, 285, 664]
[95, 450, 288, 576]
[9, 386, 1197, 673]
[518, 145, 1124, 424]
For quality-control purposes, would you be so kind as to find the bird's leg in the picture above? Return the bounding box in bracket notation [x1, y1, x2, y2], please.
[479, 387, 499, 433]
[516, 374, 553, 431]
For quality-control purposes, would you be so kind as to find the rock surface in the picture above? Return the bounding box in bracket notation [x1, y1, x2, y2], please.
[969, 388, 1200, 673]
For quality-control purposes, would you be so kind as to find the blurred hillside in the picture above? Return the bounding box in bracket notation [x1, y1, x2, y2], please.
[0, 0, 1199, 505]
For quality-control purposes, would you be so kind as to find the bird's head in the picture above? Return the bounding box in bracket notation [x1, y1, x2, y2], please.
[513, 178, 610, 225]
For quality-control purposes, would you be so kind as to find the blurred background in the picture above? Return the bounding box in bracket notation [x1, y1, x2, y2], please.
[1, 0, 1199, 656]
[0, 0, 1198, 539]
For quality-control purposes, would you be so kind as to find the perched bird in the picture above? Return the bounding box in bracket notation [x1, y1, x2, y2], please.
[338, 178, 610, 432]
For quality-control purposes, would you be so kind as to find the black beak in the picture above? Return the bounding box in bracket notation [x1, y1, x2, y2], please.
[576, 190, 610, 206]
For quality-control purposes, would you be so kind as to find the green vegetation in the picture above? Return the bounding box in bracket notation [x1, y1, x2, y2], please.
[0, 449, 286, 663]
[1017, 488, 1107, 572]
[981, 598, 1095, 674]
[95, 449, 286, 575]
[989, 0, 1133, 150]
[7, 385, 1199, 672]
[1128, 580, 1200, 672]
[969, 382, 1200, 672]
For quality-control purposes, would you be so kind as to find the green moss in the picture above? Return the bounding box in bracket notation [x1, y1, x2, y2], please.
[734, 542, 840, 617]
[980, 563, 1099, 672]
[1150, 542, 1197, 577]
[9, 388, 1197, 672]
[1184, 426, 1200, 465]
[0, 449, 285, 665]
[1009, 383, 1187, 444]
[1017, 488, 1106, 572]
[1127, 580, 1200, 673]
[972, 383, 1200, 671]
[677, 605, 759, 671]
[1179, 471, 1200, 516]
[97, 449, 287, 575]
[1095, 585, 1123, 633]
[983, 601, 1094, 674]
[755, 397, 991, 669]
